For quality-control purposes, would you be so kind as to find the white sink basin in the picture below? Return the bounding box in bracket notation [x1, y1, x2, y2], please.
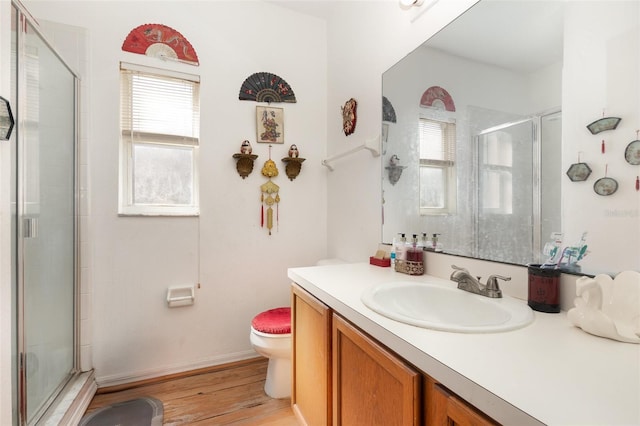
[361, 281, 534, 333]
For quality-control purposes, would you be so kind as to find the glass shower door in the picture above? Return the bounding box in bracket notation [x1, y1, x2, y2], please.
[475, 119, 536, 264]
[14, 10, 78, 424]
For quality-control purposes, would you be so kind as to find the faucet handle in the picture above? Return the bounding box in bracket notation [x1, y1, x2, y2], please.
[486, 274, 511, 291]
[451, 264, 469, 273]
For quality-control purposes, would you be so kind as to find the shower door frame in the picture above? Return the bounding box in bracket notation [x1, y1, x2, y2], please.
[12, 1, 81, 424]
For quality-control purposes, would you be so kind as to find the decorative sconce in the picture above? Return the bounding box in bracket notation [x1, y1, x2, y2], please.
[281, 144, 305, 181]
[232, 140, 258, 179]
[385, 155, 406, 185]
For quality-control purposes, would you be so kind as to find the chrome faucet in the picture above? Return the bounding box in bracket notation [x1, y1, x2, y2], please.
[449, 265, 510, 298]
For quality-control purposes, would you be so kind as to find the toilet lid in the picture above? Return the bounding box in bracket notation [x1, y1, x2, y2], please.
[251, 307, 291, 334]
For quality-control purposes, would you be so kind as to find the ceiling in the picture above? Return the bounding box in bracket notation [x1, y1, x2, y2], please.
[265, 0, 337, 20]
[422, 1, 566, 72]
[266, 0, 566, 73]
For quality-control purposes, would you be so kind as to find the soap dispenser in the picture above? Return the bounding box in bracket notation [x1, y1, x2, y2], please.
[395, 233, 407, 261]
[407, 234, 424, 263]
[420, 232, 428, 249]
[432, 233, 442, 252]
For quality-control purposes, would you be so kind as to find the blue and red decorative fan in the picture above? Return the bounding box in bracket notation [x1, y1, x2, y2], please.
[239, 72, 296, 103]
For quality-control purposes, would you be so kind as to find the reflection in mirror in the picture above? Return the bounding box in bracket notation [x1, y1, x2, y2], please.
[382, 1, 640, 275]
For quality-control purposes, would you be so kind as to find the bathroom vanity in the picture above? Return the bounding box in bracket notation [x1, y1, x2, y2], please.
[288, 263, 640, 425]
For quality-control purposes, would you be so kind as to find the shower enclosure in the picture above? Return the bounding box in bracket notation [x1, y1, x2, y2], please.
[10, 2, 80, 424]
[473, 111, 562, 265]
[474, 118, 536, 264]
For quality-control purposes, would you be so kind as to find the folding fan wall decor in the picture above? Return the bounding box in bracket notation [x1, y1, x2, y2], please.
[382, 96, 397, 123]
[420, 86, 456, 112]
[239, 72, 297, 103]
[122, 24, 199, 65]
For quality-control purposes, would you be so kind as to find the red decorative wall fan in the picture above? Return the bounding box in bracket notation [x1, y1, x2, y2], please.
[122, 24, 199, 66]
[420, 86, 456, 112]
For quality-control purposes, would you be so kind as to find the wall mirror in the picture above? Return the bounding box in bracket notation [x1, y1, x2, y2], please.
[382, 0, 640, 275]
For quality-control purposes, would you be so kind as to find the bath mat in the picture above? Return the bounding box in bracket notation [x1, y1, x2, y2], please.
[79, 396, 163, 426]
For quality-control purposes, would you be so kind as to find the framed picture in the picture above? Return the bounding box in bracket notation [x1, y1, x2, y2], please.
[256, 106, 284, 143]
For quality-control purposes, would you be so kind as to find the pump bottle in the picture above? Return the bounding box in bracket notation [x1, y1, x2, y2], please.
[407, 234, 424, 262]
[395, 233, 407, 261]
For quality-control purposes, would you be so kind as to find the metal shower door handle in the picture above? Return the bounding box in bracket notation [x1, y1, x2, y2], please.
[23, 217, 38, 239]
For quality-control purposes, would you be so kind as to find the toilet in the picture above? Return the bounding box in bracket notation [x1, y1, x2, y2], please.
[250, 307, 292, 398]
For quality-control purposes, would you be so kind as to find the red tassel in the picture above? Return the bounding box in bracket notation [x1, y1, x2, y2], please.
[261, 205, 264, 227]
[601, 140, 605, 154]
[636, 176, 639, 191]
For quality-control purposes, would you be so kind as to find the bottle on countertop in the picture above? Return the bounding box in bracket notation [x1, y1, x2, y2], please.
[432, 233, 443, 252]
[407, 234, 424, 263]
[420, 232, 428, 249]
[395, 233, 407, 261]
[390, 236, 397, 266]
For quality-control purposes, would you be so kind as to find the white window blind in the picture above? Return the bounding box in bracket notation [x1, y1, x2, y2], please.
[419, 118, 455, 166]
[419, 117, 457, 214]
[120, 64, 200, 146]
[119, 63, 200, 216]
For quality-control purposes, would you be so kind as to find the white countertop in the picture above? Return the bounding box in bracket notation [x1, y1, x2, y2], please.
[288, 263, 640, 426]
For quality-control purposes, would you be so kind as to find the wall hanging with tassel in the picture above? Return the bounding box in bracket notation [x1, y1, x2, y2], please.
[260, 145, 280, 235]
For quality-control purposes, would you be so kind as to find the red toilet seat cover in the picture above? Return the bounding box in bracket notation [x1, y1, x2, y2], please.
[252, 307, 291, 334]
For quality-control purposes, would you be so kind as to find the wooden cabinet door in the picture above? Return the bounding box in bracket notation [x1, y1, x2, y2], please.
[425, 376, 498, 426]
[333, 314, 421, 426]
[291, 284, 332, 426]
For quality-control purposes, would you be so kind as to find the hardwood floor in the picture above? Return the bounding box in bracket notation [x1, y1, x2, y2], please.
[85, 357, 299, 425]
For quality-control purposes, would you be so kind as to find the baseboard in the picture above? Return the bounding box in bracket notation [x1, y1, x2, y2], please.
[95, 350, 259, 390]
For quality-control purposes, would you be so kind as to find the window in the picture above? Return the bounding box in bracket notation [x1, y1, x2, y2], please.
[419, 118, 456, 215]
[119, 63, 200, 216]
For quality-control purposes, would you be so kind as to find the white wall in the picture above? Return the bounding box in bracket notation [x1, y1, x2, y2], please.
[324, 0, 478, 262]
[562, 1, 640, 274]
[26, 0, 328, 385]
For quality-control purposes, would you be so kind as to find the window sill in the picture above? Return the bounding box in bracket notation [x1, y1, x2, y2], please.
[118, 207, 200, 217]
[118, 213, 200, 217]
